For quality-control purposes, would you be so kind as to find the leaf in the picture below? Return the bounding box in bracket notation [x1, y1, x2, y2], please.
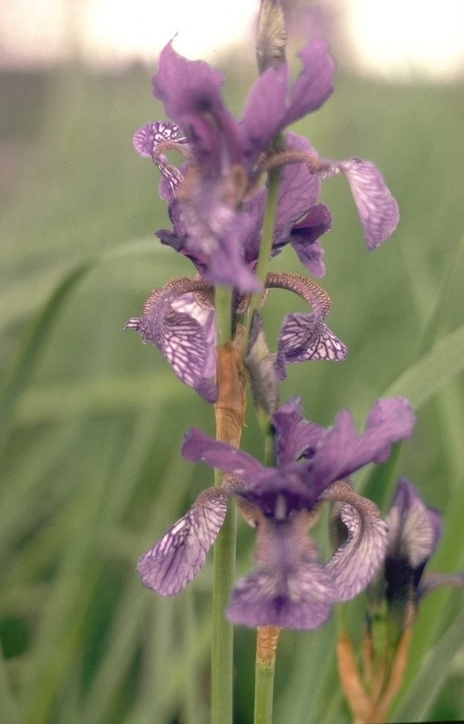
[384, 323, 464, 407]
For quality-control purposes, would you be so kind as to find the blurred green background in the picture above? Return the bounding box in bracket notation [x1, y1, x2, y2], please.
[1, 47, 464, 724]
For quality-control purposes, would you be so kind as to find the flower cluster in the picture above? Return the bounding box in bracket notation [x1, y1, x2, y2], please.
[126, 37, 398, 399]
[127, 33, 414, 633]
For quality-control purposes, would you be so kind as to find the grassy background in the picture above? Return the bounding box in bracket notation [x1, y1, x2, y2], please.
[1, 54, 464, 724]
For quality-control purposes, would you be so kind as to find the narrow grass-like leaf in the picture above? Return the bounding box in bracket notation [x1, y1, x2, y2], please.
[384, 323, 464, 407]
[0, 262, 91, 455]
[393, 606, 464, 722]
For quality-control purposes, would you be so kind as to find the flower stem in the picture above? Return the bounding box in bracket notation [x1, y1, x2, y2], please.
[210, 500, 236, 724]
[215, 285, 233, 346]
[254, 626, 281, 724]
[211, 285, 246, 724]
[246, 165, 282, 341]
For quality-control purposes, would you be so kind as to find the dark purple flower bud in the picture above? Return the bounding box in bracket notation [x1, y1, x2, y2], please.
[137, 487, 228, 596]
[369, 479, 464, 629]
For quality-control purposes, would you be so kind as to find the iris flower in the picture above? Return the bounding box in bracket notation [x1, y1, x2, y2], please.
[137, 396, 415, 629]
[133, 39, 399, 291]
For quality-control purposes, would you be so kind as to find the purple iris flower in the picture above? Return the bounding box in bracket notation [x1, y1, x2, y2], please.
[125, 271, 347, 401]
[137, 396, 415, 629]
[369, 479, 464, 627]
[133, 39, 399, 291]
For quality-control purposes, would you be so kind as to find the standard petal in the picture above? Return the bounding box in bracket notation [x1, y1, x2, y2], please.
[322, 482, 388, 601]
[240, 63, 289, 167]
[182, 428, 265, 477]
[339, 158, 399, 249]
[152, 41, 242, 172]
[365, 398, 416, 464]
[137, 488, 228, 596]
[272, 397, 325, 466]
[283, 38, 335, 126]
[308, 398, 415, 492]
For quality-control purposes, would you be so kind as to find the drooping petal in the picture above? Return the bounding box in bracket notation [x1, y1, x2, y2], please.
[227, 512, 335, 629]
[338, 158, 399, 249]
[321, 481, 388, 601]
[137, 488, 228, 596]
[386, 479, 442, 568]
[275, 311, 347, 380]
[227, 561, 334, 629]
[307, 398, 415, 493]
[124, 279, 217, 402]
[133, 120, 187, 157]
[182, 428, 266, 477]
[133, 120, 188, 201]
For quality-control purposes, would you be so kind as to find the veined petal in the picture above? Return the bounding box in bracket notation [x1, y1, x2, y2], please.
[137, 488, 228, 596]
[132, 120, 187, 158]
[182, 428, 265, 477]
[322, 482, 388, 601]
[133, 121, 187, 201]
[338, 158, 399, 249]
[276, 311, 347, 380]
[124, 279, 217, 402]
[227, 512, 335, 629]
[227, 562, 334, 629]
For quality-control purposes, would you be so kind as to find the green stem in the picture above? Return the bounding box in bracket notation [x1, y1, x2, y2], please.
[254, 658, 276, 724]
[211, 498, 237, 724]
[246, 166, 282, 341]
[211, 282, 236, 724]
[254, 627, 280, 724]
